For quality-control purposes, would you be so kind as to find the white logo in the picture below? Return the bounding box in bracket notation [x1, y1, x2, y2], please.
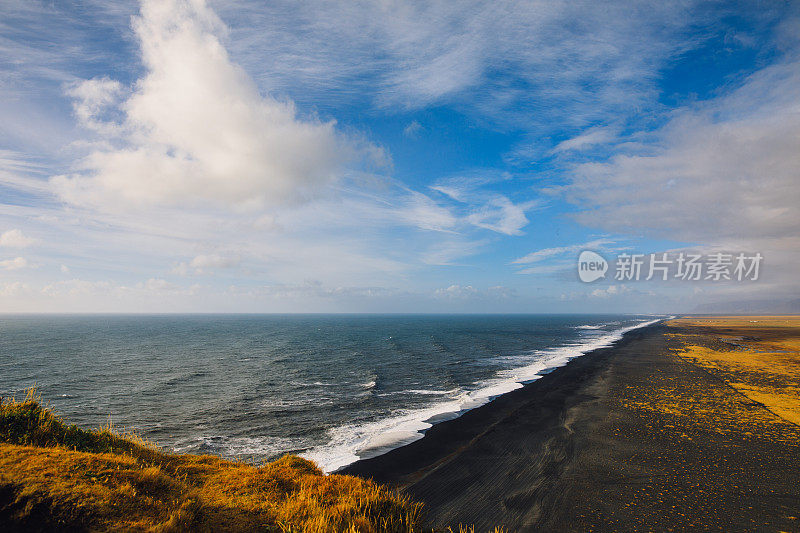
[578, 251, 608, 282]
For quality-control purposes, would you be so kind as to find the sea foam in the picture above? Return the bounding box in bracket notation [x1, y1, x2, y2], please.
[302, 317, 664, 473]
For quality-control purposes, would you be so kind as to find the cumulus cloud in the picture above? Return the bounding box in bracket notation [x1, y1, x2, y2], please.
[0, 281, 30, 297]
[433, 284, 514, 299]
[66, 77, 124, 135]
[0, 256, 28, 270]
[0, 229, 36, 248]
[590, 284, 630, 298]
[53, 0, 382, 210]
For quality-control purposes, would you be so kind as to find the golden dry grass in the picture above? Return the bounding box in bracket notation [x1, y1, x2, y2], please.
[0, 390, 426, 532]
[667, 316, 800, 427]
[617, 316, 800, 443]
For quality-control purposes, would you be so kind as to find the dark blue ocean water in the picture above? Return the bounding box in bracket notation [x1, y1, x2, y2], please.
[0, 314, 661, 471]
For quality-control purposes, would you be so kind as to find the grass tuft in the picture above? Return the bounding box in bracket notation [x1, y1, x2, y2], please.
[0, 389, 149, 456]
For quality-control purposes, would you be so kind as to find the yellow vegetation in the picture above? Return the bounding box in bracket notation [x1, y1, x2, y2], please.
[668, 316, 800, 426]
[619, 316, 800, 441]
[0, 390, 425, 532]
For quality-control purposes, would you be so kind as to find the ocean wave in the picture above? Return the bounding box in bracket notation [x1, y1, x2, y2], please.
[291, 381, 337, 387]
[175, 434, 309, 458]
[573, 321, 622, 330]
[375, 388, 460, 397]
[302, 317, 664, 473]
[406, 388, 459, 395]
[262, 396, 330, 408]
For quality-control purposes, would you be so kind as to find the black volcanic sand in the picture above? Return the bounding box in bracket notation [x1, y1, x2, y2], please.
[341, 324, 800, 531]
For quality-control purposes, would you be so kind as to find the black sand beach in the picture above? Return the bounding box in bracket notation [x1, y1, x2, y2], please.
[342, 322, 800, 531]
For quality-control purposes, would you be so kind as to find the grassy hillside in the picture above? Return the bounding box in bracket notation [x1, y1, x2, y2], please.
[0, 390, 426, 532]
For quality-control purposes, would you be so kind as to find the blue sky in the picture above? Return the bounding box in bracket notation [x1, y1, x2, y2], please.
[0, 0, 798, 312]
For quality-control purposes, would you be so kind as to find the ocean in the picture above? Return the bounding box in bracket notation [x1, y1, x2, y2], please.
[0, 314, 661, 472]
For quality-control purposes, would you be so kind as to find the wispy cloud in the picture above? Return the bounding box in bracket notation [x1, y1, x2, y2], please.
[551, 126, 618, 154]
[560, 56, 800, 300]
[213, 0, 754, 133]
[430, 173, 540, 235]
[566, 59, 800, 247]
[512, 238, 615, 265]
[403, 120, 423, 138]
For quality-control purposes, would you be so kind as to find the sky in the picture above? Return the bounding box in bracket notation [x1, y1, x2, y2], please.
[0, 0, 798, 313]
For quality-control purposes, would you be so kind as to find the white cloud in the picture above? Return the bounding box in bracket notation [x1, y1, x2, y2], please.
[67, 77, 124, 135]
[140, 278, 182, 292]
[53, 0, 383, 211]
[590, 284, 630, 298]
[0, 256, 28, 270]
[226, 280, 399, 300]
[173, 253, 241, 275]
[42, 280, 112, 297]
[398, 191, 458, 232]
[420, 238, 486, 266]
[567, 60, 800, 247]
[0, 281, 30, 297]
[213, 0, 743, 134]
[430, 174, 539, 235]
[435, 284, 478, 298]
[466, 196, 536, 236]
[560, 57, 800, 301]
[41, 278, 199, 298]
[191, 254, 239, 270]
[0, 229, 36, 248]
[515, 261, 574, 276]
[403, 120, 423, 138]
[433, 284, 514, 299]
[552, 126, 617, 153]
[513, 238, 615, 265]
[0, 0, 794, 312]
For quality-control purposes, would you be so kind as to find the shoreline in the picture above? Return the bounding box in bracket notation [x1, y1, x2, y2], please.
[340, 321, 662, 482]
[311, 317, 664, 473]
[341, 318, 800, 531]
